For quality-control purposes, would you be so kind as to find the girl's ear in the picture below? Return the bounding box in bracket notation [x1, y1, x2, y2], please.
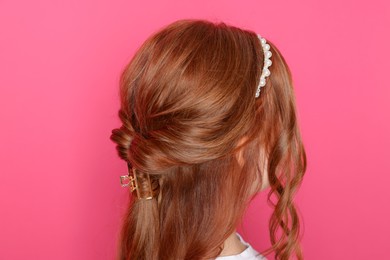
[257, 144, 270, 191]
[235, 137, 269, 191]
[235, 136, 248, 168]
[259, 155, 269, 191]
[235, 137, 270, 192]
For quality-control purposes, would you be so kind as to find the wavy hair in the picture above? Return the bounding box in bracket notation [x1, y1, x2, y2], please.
[110, 19, 307, 260]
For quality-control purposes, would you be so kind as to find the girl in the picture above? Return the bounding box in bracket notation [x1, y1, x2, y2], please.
[111, 19, 307, 260]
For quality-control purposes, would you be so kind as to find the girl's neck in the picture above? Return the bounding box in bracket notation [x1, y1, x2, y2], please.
[219, 231, 248, 256]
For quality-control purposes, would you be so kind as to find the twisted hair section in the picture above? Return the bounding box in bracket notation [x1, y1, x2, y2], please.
[110, 19, 306, 260]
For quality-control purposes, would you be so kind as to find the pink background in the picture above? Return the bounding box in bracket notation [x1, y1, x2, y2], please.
[1, 0, 389, 259]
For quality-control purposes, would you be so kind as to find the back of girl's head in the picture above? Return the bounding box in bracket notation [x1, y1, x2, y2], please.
[111, 19, 306, 260]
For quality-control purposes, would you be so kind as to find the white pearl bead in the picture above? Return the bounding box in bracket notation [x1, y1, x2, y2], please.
[260, 78, 266, 86]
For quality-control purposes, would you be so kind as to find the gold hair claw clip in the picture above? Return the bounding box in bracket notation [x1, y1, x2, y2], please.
[120, 164, 153, 200]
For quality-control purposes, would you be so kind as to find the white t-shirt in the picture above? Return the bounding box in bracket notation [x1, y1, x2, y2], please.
[215, 233, 266, 260]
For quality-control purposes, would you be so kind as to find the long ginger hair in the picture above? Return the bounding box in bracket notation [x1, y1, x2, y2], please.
[111, 19, 307, 260]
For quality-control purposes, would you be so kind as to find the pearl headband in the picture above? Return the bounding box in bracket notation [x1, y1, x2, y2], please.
[255, 34, 272, 98]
